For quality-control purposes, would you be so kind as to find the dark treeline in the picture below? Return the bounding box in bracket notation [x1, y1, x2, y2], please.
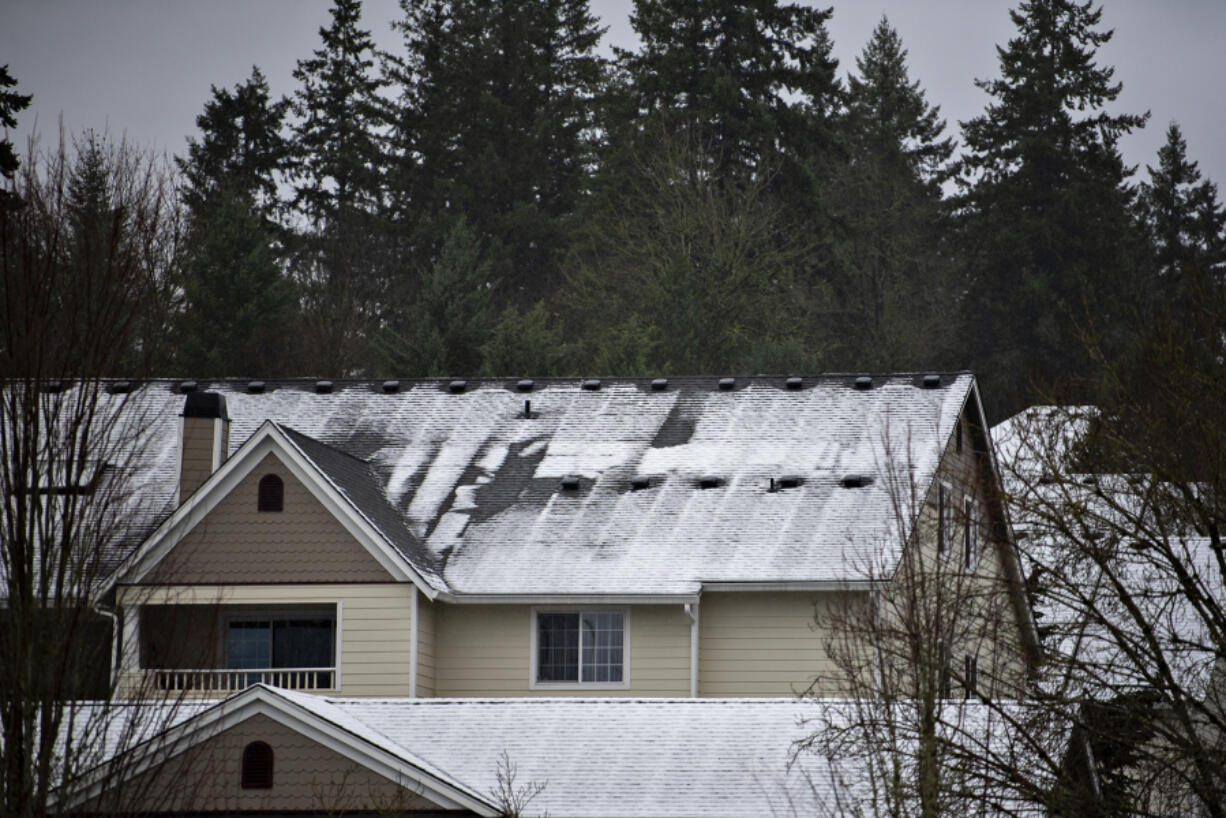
[6, 0, 1226, 423]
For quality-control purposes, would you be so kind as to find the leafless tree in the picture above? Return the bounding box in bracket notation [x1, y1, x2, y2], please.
[794, 419, 1071, 817]
[1, 130, 189, 816]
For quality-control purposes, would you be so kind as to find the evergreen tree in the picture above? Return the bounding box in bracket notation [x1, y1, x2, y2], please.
[0, 65, 32, 201]
[1136, 122, 1226, 297]
[617, 0, 840, 179]
[956, 0, 1148, 419]
[177, 187, 294, 377]
[290, 0, 387, 374]
[175, 67, 294, 376]
[177, 66, 288, 222]
[383, 218, 496, 376]
[384, 0, 605, 303]
[831, 17, 955, 370]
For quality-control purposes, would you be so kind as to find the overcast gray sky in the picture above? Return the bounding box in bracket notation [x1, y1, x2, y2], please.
[3, 0, 1223, 188]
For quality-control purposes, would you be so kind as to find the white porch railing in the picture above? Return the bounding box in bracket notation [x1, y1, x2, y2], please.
[151, 668, 335, 693]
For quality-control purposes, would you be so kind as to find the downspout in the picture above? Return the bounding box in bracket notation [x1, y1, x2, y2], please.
[94, 603, 120, 689]
[409, 588, 419, 698]
[684, 601, 699, 698]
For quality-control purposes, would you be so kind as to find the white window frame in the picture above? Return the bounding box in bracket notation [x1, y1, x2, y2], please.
[964, 497, 979, 570]
[937, 482, 953, 560]
[529, 606, 631, 690]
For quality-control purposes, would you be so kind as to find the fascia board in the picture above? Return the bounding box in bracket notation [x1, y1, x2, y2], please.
[699, 581, 876, 592]
[111, 422, 439, 597]
[59, 687, 498, 816]
[443, 592, 699, 604]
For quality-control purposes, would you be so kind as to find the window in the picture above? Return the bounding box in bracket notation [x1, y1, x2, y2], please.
[937, 483, 952, 559]
[257, 474, 283, 512]
[964, 654, 979, 699]
[964, 498, 979, 570]
[535, 610, 626, 685]
[241, 741, 274, 789]
[226, 616, 334, 672]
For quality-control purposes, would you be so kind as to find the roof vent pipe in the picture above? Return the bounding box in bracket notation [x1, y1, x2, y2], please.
[522, 400, 532, 419]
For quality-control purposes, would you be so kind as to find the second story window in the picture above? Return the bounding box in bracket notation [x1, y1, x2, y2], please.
[964, 498, 979, 570]
[536, 610, 625, 685]
[937, 483, 952, 559]
[257, 474, 283, 512]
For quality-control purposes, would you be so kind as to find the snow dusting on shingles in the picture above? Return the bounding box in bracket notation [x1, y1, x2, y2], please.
[83, 375, 971, 594]
[311, 696, 830, 818]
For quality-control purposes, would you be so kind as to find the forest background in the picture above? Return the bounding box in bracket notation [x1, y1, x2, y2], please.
[4, 0, 1224, 425]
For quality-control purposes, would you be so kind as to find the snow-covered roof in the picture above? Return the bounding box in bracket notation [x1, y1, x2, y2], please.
[81, 374, 975, 595]
[78, 685, 1057, 817]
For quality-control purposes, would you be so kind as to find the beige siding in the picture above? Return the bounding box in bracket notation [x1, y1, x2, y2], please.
[699, 591, 847, 696]
[119, 584, 416, 697]
[87, 713, 437, 814]
[416, 591, 436, 697]
[179, 416, 217, 501]
[149, 452, 392, 585]
[434, 604, 690, 697]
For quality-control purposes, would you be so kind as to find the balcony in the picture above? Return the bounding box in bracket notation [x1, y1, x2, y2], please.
[130, 602, 338, 697]
[150, 667, 335, 693]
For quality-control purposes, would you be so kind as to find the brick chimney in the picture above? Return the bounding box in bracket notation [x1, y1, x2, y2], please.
[179, 391, 229, 503]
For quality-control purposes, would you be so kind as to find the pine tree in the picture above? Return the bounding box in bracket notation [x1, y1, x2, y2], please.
[175, 67, 294, 376]
[617, 0, 840, 179]
[177, 66, 288, 222]
[383, 0, 605, 303]
[289, 0, 387, 374]
[0, 65, 32, 197]
[1137, 122, 1226, 295]
[956, 0, 1148, 419]
[831, 17, 955, 370]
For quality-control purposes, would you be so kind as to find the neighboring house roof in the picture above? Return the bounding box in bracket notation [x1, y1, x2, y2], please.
[90, 374, 979, 595]
[70, 685, 1059, 817]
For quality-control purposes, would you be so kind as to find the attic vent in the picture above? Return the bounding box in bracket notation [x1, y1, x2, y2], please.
[448, 380, 468, 393]
[247, 381, 266, 394]
[1081, 475, 1098, 485]
[841, 474, 873, 489]
[581, 379, 601, 391]
[922, 374, 942, 389]
[108, 381, 132, 394]
[1086, 529, 1107, 541]
[516, 379, 535, 392]
[778, 476, 802, 490]
[651, 378, 669, 391]
[178, 380, 197, 394]
[314, 380, 333, 394]
[785, 376, 803, 390]
[698, 476, 722, 489]
[43, 381, 66, 393]
[718, 377, 736, 391]
[560, 476, 581, 491]
[382, 380, 400, 394]
[630, 475, 651, 491]
[854, 376, 873, 391]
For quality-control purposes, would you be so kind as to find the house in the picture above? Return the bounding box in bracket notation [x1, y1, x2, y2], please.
[64, 374, 1039, 814]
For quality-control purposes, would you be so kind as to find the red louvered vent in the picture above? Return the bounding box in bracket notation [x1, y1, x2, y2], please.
[257, 474, 284, 512]
[241, 741, 274, 789]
